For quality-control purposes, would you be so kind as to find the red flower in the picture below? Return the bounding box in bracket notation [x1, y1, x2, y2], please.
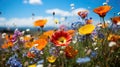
[51, 30, 72, 46]
[65, 46, 78, 58]
[27, 51, 35, 58]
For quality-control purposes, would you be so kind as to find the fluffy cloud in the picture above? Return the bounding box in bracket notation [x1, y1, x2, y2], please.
[0, 8, 89, 28]
[0, 16, 57, 28]
[23, 0, 42, 5]
[46, 8, 89, 16]
[0, 17, 6, 21]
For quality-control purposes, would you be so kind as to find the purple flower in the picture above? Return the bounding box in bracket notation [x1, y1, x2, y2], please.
[49, 47, 59, 56]
[29, 47, 42, 56]
[12, 45, 19, 51]
[11, 35, 17, 42]
[14, 29, 22, 36]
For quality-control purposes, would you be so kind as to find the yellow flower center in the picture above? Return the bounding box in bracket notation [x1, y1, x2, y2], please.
[58, 37, 66, 44]
[47, 56, 57, 63]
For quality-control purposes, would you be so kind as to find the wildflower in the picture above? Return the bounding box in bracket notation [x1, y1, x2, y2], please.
[78, 10, 88, 19]
[7, 54, 22, 67]
[90, 51, 97, 58]
[34, 19, 47, 27]
[108, 34, 120, 41]
[14, 29, 22, 36]
[47, 55, 57, 63]
[28, 64, 36, 67]
[37, 60, 44, 64]
[1, 33, 6, 38]
[65, 46, 78, 58]
[59, 25, 67, 30]
[39, 34, 48, 40]
[71, 21, 83, 30]
[51, 30, 72, 46]
[76, 57, 91, 64]
[43, 30, 54, 38]
[67, 30, 75, 36]
[37, 64, 43, 67]
[33, 39, 47, 50]
[27, 51, 35, 58]
[108, 41, 117, 47]
[24, 35, 32, 42]
[24, 42, 34, 48]
[54, 19, 59, 24]
[98, 32, 105, 38]
[78, 24, 95, 35]
[93, 5, 111, 17]
[85, 17, 93, 24]
[1, 42, 13, 49]
[111, 16, 120, 25]
[49, 47, 59, 56]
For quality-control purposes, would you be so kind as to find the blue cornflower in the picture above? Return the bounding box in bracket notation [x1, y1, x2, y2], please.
[90, 51, 97, 58]
[7, 54, 22, 67]
[37, 59, 44, 64]
[76, 56, 91, 64]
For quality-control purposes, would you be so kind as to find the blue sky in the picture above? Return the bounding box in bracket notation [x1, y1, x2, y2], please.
[0, 0, 120, 27]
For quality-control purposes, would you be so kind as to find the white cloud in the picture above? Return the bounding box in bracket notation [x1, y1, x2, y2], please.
[46, 8, 89, 16]
[23, 0, 42, 5]
[0, 8, 89, 28]
[0, 16, 57, 28]
[0, 17, 6, 21]
[29, 0, 42, 5]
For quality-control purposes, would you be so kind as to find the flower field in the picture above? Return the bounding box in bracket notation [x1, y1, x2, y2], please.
[0, 4, 120, 67]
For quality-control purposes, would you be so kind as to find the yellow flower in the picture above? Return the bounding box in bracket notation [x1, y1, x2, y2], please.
[47, 55, 57, 63]
[28, 64, 36, 67]
[54, 19, 59, 24]
[78, 24, 95, 35]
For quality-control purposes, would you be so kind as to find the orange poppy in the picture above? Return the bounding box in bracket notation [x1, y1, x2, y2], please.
[108, 34, 120, 42]
[24, 35, 32, 42]
[43, 30, 54, 38]
[111, 16, 120, 25]
[66, 30, 75, 36]
[93, 5, 111, 17]
[33, 39, 47, 50]
[39, 34, 48, 40]
[34, 19, 47, 27]
[51, 30, 72, 46]
[65, 46, 78, 58]
[5, 34, 13, 41]
[1, 42, 13, 49]
[24, 42, 34, 48]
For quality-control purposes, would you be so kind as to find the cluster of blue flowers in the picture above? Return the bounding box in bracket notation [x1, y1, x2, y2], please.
[7, 54, 22, 67]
